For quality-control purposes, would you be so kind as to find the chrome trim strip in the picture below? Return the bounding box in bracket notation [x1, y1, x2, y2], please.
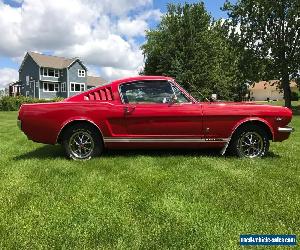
[220, 140, 230, 156]
[278, 126, 294, 133]
[56, 119, 104, 143]
[104, 137, 229, 143]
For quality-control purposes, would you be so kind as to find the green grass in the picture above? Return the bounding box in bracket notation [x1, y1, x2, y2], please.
[0, 112, 299, 249]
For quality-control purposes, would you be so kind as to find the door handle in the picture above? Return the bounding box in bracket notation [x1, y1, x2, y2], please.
[124, 106, 135, 114]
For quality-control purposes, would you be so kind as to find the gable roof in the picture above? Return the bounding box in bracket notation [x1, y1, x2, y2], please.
[86, 75, 107, 87]
[20, 51, 87, 71]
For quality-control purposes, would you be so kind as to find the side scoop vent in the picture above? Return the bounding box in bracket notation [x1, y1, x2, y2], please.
[84, 87, 113, 101]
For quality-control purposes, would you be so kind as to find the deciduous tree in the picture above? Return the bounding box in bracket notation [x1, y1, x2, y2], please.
[223, 0, 300, 107]
[142, 3, 244, 101]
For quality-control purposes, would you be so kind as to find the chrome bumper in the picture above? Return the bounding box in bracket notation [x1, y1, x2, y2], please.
[278, 126, 294, 133]
[17, 119, 21, 130]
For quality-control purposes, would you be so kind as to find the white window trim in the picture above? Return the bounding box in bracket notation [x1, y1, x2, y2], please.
[25, 91, 29, 97]
[42, 68, 60, 78]
[70, 82, 85, 92]
[29, 80, 35, 89]
[78, 69, 86, 77]
[61, 82, 66, 92]
[26, 76, 29, 85]
[43, 82, 59, 92]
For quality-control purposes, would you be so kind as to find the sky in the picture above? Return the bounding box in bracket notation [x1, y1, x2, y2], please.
[0, 0, 230, 89]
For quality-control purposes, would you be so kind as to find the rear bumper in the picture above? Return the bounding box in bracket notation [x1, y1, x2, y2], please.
[278, 126, 294, 133]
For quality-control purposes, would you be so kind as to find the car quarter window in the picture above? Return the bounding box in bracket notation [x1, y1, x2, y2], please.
[120, 80, 191, 104]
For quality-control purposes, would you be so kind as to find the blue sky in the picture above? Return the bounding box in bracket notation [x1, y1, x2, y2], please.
[153, 0, 228, 19]
[0, 0, 231, 88]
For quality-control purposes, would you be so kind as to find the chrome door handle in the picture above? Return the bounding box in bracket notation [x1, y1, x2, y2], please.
[124, 106, 135, 114]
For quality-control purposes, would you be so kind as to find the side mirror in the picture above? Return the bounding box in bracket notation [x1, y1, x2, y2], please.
[211, 94, 217, 102]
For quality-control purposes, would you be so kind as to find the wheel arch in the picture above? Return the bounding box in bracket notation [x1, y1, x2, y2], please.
[221, 118, 274, 155]
[56, 119, 104, 144]
[231, 118, 274, 141]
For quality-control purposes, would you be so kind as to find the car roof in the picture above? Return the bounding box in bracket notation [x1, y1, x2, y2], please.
[64, 76, 175, 102]
[108, 75, 174, 88]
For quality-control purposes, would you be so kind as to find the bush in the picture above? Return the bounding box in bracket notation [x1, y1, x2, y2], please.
[0, 96, 64, 111]
[291, 92, 299, 101]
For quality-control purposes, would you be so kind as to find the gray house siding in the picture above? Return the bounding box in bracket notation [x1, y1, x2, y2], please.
[18, 53, 93, 99]
[39, 68, 68, 99]
[60, 68, 68, 98]
[68, 61, 87, 97]
[19, 55, 40, 98]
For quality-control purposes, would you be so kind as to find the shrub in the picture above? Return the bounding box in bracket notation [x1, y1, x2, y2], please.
[0, 96, 64, 111]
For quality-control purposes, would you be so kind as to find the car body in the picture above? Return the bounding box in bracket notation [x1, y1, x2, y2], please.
[18, 76, 294, 159]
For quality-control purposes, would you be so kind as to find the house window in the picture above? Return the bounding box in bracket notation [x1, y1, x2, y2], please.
[78, 69, 85, 77]
[26, 76, 29, 85]
[70, 82, 85, 92]
[26, 91, 29, 97]
[29, 80, 35, 89]
[42, 68, 60, 78]
[61, 82, 66, 92]
[43, 82, 59, 92]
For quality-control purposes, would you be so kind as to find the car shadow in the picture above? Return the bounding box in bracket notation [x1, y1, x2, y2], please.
[13, 144, 281, 160]
[14, 145, 66, 160]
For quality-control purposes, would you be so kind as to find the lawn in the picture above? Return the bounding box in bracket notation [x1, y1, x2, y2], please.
[0, 111, 299, 249]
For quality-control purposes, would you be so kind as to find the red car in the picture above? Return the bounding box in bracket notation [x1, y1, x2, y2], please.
[18, 76, 294, 160]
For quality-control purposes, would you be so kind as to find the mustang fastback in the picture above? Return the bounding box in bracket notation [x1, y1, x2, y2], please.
[18, 76, 294, 160]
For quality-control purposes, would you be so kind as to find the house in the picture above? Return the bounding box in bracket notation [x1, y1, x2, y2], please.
[18, 52, 107, 99]
[8, 81, 22, 97]
[249, 80, 298, 101]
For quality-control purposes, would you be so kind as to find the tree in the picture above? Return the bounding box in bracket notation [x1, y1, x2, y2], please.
[142, 3, 244, 101]
[223, 0, 300, 107]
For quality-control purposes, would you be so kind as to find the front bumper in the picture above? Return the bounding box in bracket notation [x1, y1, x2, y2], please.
[278, 126, 294, 133]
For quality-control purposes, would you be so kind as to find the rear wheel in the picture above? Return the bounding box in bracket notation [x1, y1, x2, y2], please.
[229, 125, 269, 158]
[62, 124, 103, 160]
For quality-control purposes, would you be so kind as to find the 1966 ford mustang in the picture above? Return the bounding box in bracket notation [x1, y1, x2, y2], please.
[18, 76, 294, 160]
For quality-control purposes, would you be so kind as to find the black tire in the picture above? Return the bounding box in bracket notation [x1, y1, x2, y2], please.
[228, 125, 269, 158]
[62, 123, 103, 160]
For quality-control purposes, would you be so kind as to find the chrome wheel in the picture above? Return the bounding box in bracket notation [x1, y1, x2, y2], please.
[68, 131, 94, 159]
[238, 131, 264, 158]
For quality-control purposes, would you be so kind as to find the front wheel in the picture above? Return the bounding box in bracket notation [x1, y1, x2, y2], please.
[229, 126, 269, 158]
[62, 124, 103, 160]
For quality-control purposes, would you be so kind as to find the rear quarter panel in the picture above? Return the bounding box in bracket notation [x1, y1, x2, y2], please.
[20, 102, 116, 144]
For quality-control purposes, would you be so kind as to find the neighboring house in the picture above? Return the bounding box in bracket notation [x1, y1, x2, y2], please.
[8, 81, 21, 96]
[86, 75, 107, 89]
[19, 52, 107, 99]
[249, 80, 298, 101]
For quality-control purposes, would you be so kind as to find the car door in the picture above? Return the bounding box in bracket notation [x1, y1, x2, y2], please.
[119, 80, 204, 137]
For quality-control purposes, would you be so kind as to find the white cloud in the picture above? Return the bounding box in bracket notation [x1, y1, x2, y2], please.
[101, 67, 142, 81]
[0, 0, 162, 80]
[0, 68, 19, 89]
[117, 18, 148, 38]
[55, 34, 143, 70]
[117, 10, 162, 38]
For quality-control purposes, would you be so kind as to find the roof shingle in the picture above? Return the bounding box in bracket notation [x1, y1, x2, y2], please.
[86, 76, 108, 87]
[28, 51, 77, 69]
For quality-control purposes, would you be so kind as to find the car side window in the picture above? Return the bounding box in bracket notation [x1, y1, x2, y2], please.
[120, 80, 174, 104]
